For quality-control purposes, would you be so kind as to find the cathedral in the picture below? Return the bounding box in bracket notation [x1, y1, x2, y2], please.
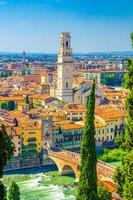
[50, 32, 104, 106]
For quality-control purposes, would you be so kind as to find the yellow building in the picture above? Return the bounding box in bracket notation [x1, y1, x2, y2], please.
[64, 104, 86, 121]
[30, 94, 49, 108]
[95, 105, 125, 142]
[21, 120, 42, 153]
[17, 102, 29, 111]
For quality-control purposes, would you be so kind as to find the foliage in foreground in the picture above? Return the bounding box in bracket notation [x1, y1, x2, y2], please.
[114, 33, 133, 200]
[77, 81, 98, 200]
[99, 148, 125, 162]
[0, 181, 7, 200]
[114, 150, 133, 199]
[8, 181, 20, 200]
[0, 125, 15, 178]
[98, 184, 112, 200]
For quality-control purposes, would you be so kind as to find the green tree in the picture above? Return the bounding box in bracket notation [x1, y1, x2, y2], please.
[25, 95, 30, 104]
[77, 80, 98, 200]
[1, 102, 8, 110]
[98, 183, 112, 200]
[0, 181, 7, 200]
[114, 150, 133, 199]
[8, 181, 20, 200]
[1, 72, 4, 77]
[114, 33, 133, 199]
[0, 125, 15, 178]
[131, 32, 133, 47]
[7, 101, 15, 111]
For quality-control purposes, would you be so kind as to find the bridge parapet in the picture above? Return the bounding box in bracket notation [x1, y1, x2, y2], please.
[48, 150, 115, 177]
[46, 150, 116, 181]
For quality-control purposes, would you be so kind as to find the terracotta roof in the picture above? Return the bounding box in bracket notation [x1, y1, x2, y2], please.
[30, 94, 49, 99]
[0, 96, 24, 101]
[95, 105, 125, 121]
[60, 123, 83, 130]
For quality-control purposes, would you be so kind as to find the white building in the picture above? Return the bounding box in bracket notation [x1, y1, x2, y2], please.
[56, 32, 73, 103]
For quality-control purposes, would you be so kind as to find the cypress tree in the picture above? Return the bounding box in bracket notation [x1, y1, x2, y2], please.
[8, 181, 20, 200]
[25, 95, 30, 104]
[0, 181, 7, 200]
[0, 125, 15, 178]
[114, 33, 133, 199]
[131, 32, 133, 48]
[77, 80, 98, 200]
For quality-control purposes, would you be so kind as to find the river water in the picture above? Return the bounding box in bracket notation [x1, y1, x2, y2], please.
[4, 166, 77, 200]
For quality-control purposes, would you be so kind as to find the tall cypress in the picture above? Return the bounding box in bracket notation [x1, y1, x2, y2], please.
[0, 125, 15, 178]
[0, 181, 7, 200]
[8, 181, 20, 200]
[77, 80, 98, 200]
[114, 33, 133, 199]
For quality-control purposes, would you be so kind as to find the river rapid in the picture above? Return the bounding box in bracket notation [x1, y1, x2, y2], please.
[4, 168, 77, 200]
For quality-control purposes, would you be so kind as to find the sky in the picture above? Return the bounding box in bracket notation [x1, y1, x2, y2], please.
[0, 0, 133, 53]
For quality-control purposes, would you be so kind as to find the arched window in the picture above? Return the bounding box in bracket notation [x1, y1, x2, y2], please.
[66, 82, 68, 89]
[66, 41, 68, 48]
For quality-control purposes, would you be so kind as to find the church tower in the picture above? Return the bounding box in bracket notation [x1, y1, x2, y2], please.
[56, 32, 73, 103]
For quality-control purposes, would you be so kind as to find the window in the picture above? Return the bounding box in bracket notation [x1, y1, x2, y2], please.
[110, 128, 113, 133]
[66, 82, 68, 89]
[66, 41, 68, 48]
[102, 129, 104, 134]
[115, 125, 118, 129]
[107, 129, 109, 133]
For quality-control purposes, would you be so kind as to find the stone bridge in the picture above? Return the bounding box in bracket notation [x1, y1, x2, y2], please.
[43, 150, 116, 193]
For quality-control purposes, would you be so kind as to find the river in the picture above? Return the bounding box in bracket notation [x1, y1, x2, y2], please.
[4, 166, 77, 200]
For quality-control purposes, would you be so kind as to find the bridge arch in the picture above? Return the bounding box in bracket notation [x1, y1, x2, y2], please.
[43, 156, 79, 179]
[61, 165, 76, 177]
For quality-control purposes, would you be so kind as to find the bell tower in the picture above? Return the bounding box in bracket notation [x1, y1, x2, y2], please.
[56, 32, 73, 103]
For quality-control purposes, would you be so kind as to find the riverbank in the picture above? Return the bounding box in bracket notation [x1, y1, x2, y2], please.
[4, 165, 58, 175]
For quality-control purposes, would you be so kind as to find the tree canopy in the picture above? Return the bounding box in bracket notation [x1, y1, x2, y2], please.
[114, 33, 133, 199]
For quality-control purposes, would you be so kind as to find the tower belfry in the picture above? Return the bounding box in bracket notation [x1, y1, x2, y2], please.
[56, 32, 73, 103]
